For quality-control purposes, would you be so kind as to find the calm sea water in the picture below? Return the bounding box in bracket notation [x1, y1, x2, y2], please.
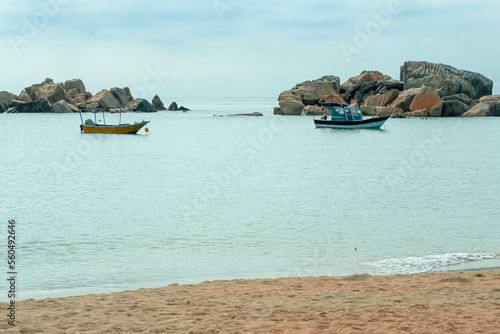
[1, 97, 499, 301]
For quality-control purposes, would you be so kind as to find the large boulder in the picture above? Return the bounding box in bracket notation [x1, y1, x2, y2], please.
[8, 99, 53, 113]
[409, 86, 443, 117]
[282, 76, 340, 106]
[301, 105, 329, 116]
[342, 79, 404, 106]
[109, 87, 130, 107]
[319, 94, 348, 105]
[462, 95, 500, 117]
[387, 88, 420, 111]
[73, 93, 87, 109]
[168, 102, 178, 111]
[340, 71, 394, 91]
[277, 91, 305, 115]
[362, 89, 399, 107]
[87, 89, 122, 108]
[0, 91, 12, 112]
[400, 61, 493, 99]
[152, 95, 166, 111]
[442, 93, 476, 109]
[18, 90, 33, 103]
[124, 98, 157, 112]
[52, 100, 75, 113]
[24, 79, 73, 105]
[1, 91, 13, 104]
[442, 101, 470, 117]
[63, 79, 86, 94]
[361, 106, 405, 116]
[124, 87, 134, 102]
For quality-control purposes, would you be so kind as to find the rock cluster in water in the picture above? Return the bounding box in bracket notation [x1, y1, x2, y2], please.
[0, 78, 186, 113]
[276, 61, 499, 117]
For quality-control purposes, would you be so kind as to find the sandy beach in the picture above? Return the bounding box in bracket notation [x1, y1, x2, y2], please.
[1, 270, 499, 333]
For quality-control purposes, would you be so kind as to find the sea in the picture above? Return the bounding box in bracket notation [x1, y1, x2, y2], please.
[1, 97, 499, 301]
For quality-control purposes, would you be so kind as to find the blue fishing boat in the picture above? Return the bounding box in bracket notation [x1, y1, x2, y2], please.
[314, 103, 389, 129]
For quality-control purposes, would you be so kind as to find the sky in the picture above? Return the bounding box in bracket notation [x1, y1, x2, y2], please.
[1, 0, 499, 100]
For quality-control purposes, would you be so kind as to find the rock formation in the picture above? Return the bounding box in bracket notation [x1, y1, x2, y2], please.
[110, 87, 131, 107]
[6, 99, 53, 113]
[301, 105, 329, 116]
[276, 61, 496, 117]
[167, 102, 190, 112]
[276, 76, 340, 115]
[87, 89, 123, 108]
[409, 86, 443, 117]
[125, 98, 157, 112]
[400, 61, 492, 99]
[1, 78, 165, 113]
[168, 102, 178, 111]
[462, 95, 500, 116]
[152, 95, 166, 111]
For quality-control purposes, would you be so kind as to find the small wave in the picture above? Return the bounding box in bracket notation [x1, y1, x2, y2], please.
[364, 252, 500, 275]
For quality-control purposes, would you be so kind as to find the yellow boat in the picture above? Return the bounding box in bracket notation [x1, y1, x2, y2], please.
[79, 107, 149, 134]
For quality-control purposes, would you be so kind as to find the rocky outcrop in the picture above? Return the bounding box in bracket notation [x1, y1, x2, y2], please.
[409, 86, 443, 117]
[152, 95, 166, 111]
[125, 98, 157, 112]
[400, 61, 493, 99]
[2, 78, 165, 114]
[87, 89, 122, 108]
[462, 95, 500, 117]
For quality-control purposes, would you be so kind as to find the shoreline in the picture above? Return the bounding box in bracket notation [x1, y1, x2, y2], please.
[2, 269, 499, 333]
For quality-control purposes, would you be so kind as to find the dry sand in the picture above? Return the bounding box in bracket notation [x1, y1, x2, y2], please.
[1, 270, 499, 333]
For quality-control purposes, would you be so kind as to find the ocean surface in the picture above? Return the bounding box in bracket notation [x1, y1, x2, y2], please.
[1, 97, 499, 301]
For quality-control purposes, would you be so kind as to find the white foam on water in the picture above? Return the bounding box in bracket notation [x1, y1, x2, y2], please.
[364, 252, 500, 275]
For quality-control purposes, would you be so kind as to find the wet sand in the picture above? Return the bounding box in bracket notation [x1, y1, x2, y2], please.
[1, 270, 499, 333]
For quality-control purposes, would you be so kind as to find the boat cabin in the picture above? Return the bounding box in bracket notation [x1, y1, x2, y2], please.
[320, 102, 363, 121]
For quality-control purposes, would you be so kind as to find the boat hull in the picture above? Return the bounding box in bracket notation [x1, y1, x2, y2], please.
[81, 121, 149, 134]
[314, 116, 390, 129]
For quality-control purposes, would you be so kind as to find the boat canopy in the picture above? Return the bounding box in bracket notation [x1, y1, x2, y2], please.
[321, 103, 363, 121]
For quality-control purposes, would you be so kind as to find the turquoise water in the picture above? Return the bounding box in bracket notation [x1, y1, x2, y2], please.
[1, 97, 499, 301]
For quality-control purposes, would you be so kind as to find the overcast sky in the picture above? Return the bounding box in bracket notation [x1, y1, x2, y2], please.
[1, 0, 499, 99]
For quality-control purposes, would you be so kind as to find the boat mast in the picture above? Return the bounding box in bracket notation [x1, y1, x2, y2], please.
[78, 109, 84, 125]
